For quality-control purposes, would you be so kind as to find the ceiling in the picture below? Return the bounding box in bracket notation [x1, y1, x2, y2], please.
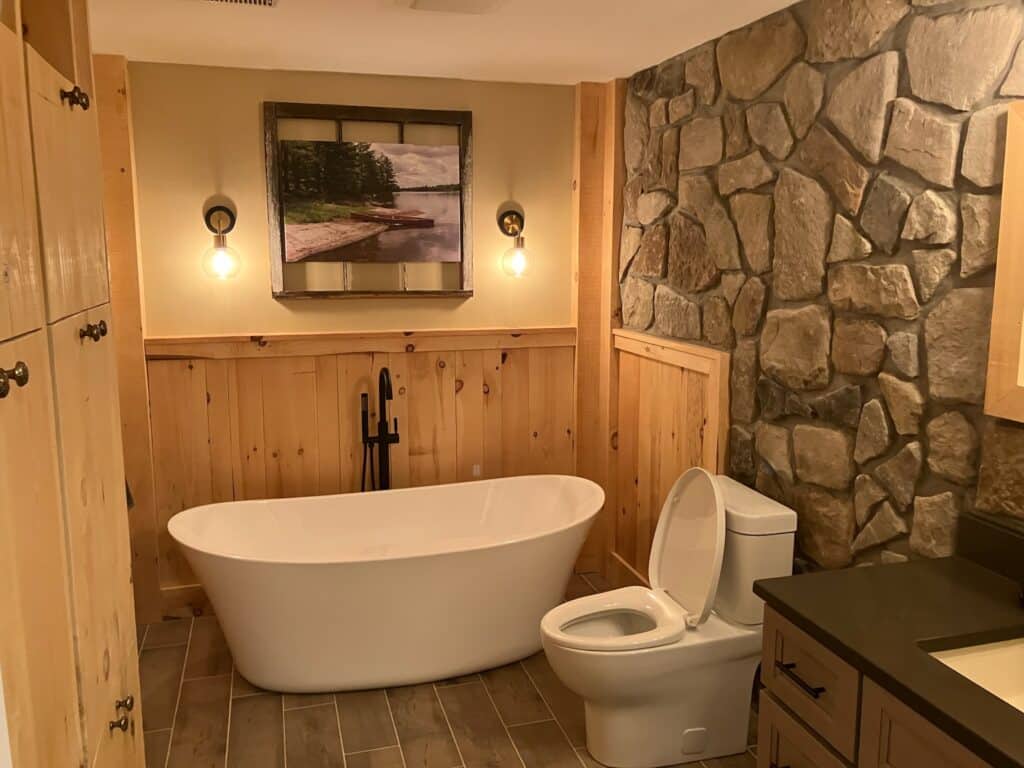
[88, 0, 793, 85]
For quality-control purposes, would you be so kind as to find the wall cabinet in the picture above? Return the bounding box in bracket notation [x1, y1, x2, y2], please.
[26, 46, 108, 323]
[0, 1, 143, 766]
[50, 305, 143, 768]
[0, 331, 84, 768]
[0, 23, 44, 342]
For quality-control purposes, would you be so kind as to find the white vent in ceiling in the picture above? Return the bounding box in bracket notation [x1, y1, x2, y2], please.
[205, 0, 276, 6]
[394, 0, 503, 13]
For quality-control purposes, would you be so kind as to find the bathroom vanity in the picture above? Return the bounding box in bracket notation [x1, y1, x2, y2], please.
[754, 541, 1024, 767]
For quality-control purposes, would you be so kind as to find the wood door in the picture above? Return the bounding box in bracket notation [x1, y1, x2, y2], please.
[0, 329, 85, 768]
[26, 46, 108, 323]
[50, 305, 143, 768]
[0, 24, 45, 342]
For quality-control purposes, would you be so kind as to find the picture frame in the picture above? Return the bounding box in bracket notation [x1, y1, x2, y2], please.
[264, 101, 473, 298]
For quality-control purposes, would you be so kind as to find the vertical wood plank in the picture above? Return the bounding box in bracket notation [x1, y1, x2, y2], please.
[614, 352, 640, 576]
[262, 357, 320, 498]
[235, 359, 268, 499]
[481, 349, 504, 479]
[148, 359, 211, 587]
[374, 353, 410, 488]
[528, 347, 575, 475]
[405, 351, 457, 487]
[456, 350, 485, 482]
[315, 355, 341, 495]
[205, 359, 236, 503]
[500, 349, 530, 476]
[337, 353, 375, 492]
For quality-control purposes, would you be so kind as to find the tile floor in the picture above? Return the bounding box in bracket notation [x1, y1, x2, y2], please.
[137, 573, 758, 768]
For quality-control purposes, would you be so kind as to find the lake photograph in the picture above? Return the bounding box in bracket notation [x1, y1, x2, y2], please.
[280, 140, 462, 264]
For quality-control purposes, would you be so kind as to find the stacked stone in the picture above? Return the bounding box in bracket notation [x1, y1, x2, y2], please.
[620, 0, 1024, 570]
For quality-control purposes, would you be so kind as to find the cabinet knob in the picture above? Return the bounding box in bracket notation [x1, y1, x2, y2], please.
[59, 85, 91, 111]
[115, 694, 134, 712]
[0, 361, 29, 399]
[79, 320, 108, 343]
[108, 715, 129, 733]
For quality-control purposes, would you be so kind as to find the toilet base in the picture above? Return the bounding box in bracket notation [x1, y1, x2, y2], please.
[582, 657, 757, 768]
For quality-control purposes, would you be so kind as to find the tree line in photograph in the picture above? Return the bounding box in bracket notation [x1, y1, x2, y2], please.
[280, 140, 399, 205]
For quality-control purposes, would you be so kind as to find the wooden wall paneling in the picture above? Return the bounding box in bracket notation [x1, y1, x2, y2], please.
[0, 23, 45, 343]
[94, 53, 163, 621]
[337, 353, 374, 492]
[20, 0, 75, 83]
[572, 80, 625, 576]
[148, 359, 211, 587]
[480, 349, 504, 479]
[261, 357, 320, 498]
[315, 356, 342, 495]
[49, 305, 143, 767]
[0, 330, 85, 768]
[609, 333, 730, 587]
[374, 352, 411, 487]
[205, 359, 237, 503]
[529, 346, 576, 475]
[405, 351, 458, 487]
[235, 358, 269, 500]
[455, 350, 486, 482]
[500, 349, 531, 476]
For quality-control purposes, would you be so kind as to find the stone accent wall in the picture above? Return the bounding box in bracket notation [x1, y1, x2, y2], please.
[621, 0, 1024, 569]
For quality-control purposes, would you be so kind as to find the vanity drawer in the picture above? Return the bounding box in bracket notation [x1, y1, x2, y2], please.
[763, 607, 861, 762]
[859, 679, 990, 768]
[758, 691, 848, 768]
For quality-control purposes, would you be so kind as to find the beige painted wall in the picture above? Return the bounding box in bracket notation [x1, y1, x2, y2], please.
[128, 62, 575, 337]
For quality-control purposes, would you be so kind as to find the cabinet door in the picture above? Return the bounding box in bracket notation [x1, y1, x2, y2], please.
[26, 45, 108, 323]
[0, 329, 85, 768]
[0, 24, 45, 342]
[50, 305, 143, 768]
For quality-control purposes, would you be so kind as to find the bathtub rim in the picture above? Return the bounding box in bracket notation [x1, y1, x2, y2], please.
[167, 474, 605, 567]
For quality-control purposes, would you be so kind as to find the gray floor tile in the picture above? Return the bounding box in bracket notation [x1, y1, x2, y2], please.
[284, 703, 344, 768]
[227, 694, 284, 768]
[436, 681, 520, 768]
[481, 663, 552, 726]
[346, 746, 406, 768]
[233, 667, 266, 698]
[139, 645, 188, 731]
[337, 689, 398, 753]
[521, 654, 586, 748]
[144, 729, 172, 768]
[435, 673, 482, 686]
[576, 748, 603, 768]
[166, 675, 231, 768]
[509, 720, 582, 768]
[387, 684, 461, 768]
[185, 616, 232, 679]
[284, 693, 335, 710]
[145, 619, 192, 649]
[565, 574, 595, 600]
[702, 752, 756, 768]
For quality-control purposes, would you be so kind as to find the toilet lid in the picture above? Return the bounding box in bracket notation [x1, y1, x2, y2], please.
[648, 467, 725, 628]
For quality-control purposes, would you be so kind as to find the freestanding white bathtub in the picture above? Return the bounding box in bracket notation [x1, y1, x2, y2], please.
[168, 475, 604, 692]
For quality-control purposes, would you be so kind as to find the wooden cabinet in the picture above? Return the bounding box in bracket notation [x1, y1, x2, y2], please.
[763, 607, 862, 762]
[50, 305, 143, 767]
[26, 45, 108, 323]
[0, 22, 45, 342]
[859, 680, 990, 768]
[0, 330, 85, 768]
[758, 692, 847, 768]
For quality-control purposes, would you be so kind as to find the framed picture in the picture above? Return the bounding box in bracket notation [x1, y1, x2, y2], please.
[264, 102, 473, 297]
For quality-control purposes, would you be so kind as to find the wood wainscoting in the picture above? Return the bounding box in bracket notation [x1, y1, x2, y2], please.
[141, 327, 577, 618]
[606, 330, 730, 587]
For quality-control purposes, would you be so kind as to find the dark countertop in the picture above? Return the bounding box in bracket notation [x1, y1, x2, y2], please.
[754, 557, 1024, 768]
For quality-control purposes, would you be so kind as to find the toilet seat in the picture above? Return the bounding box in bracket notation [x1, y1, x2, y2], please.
[544, 468, 726, 654]
[540, 587, 687, 652]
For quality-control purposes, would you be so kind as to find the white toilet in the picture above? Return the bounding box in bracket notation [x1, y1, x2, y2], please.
[541, 467, 797, 768]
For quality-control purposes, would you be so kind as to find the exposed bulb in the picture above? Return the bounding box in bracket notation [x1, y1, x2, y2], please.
[502, 235, 528, 278]
[202, 235, 241, 280]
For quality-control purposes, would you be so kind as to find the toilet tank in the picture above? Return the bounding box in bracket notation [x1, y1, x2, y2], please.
[713, 475, 797, 626]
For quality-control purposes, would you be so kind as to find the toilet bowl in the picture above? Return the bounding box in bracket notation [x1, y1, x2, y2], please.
[541, 468, 797, 768]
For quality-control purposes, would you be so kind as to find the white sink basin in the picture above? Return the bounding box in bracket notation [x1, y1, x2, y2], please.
[931, 637, 1024, 713]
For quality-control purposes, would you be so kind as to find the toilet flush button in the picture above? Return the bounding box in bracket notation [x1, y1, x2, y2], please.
[680, 728, 708, 754]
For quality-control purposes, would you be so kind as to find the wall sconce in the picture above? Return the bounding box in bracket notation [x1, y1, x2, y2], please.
[497, 203, 528, 278]
[202, 204, 241, 280]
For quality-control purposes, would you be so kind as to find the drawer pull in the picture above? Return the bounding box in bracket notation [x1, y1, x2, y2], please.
[79, 320, 108, 343]
[776, 660, 826, 699]
[116, 694, 134, 712]
[108, 715, 129, 733]
[0, 361, 29, 399]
